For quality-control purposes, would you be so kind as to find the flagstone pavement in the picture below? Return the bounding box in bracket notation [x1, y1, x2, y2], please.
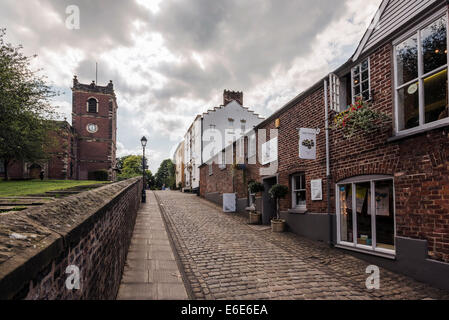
[117, 191, 188, 300]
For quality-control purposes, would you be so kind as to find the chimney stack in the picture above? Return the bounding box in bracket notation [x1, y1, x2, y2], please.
[223, 90, 243, 106]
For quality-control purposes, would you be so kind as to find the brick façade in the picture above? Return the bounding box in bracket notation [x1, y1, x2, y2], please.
[200, 39, 449, 263]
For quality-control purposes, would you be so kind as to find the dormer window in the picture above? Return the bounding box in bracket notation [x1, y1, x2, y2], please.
[87, 98, 98, 113]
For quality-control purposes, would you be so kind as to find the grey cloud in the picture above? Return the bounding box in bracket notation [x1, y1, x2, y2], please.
[0, 0, 147, 53]
[147, 0, 347, 102]
[0, 0, 371, 171]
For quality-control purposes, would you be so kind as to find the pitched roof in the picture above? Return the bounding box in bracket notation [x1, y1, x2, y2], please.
[353, 0, 443, 61]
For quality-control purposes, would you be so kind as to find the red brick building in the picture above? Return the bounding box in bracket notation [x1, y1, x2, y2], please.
[200, 0, 449, 291]
[0, 77, 118, 181]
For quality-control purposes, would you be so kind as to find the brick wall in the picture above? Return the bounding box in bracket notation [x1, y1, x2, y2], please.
[0, 178, 142, 299]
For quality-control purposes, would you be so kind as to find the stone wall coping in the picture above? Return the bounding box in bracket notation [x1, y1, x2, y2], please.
[0, 177, 141, 299]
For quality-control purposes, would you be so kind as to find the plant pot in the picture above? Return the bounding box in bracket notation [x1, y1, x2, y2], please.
[271, 219, 286, 233]
[249, 211, 262, 225]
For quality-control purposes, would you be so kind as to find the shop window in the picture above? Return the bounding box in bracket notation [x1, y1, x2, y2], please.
[395, 14, 449, 132]
[291, 173, 306, 210]
[336, 176, 395, 255]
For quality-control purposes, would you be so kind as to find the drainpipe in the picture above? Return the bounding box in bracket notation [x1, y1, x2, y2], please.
[324, 79, 333, 247]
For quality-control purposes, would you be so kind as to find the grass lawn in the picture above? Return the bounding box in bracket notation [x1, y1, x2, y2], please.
[0, 180, 110, 197]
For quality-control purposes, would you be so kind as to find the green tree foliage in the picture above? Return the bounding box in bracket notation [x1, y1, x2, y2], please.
[0, 29, 58, 180]
[116, 155, 155, 188]
[155, 159, 176, 189]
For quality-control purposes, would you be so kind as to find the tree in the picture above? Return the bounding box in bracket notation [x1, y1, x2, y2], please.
[146, 170, 155, 190]
[268, 184, 289, 221]
[0, 29, 58, 180]
[155, 159, 176, 189]
[116, 155, 155, 188]
[117, 155, 145, 179]
[116, 155, 134, 171]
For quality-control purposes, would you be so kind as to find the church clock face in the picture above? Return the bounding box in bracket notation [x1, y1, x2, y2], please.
[87, 123, 98, 133]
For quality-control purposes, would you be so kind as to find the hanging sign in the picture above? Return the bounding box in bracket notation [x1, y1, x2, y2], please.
[299, 128, 317, 160]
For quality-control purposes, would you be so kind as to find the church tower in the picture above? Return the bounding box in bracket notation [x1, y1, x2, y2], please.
[71, 76, 117, 180]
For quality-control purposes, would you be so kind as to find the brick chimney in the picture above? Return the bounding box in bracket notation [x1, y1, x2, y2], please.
[223, 90, 243, 106]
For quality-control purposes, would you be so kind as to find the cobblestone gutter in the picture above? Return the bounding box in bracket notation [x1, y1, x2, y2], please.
[0, 177, 142, 300]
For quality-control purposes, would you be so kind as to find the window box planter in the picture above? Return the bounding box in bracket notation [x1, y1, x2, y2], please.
[332, 98, 390, 139]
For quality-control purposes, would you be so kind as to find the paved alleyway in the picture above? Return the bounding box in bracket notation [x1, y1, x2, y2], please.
[155, 191, 449, 300]
[117, 191, 188, 300]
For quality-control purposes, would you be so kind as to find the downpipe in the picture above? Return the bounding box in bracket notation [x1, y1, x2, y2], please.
[324, 79, 334, 247]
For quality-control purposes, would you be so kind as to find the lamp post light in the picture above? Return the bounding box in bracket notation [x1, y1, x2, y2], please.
[141, 136, 148, 203]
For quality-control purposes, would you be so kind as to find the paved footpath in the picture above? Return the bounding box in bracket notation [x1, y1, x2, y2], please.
[117, 191, 188, 300]
[155, 191, 449, 300]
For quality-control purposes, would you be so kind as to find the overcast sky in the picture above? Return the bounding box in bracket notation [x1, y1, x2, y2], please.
[0, 0, 381, 173]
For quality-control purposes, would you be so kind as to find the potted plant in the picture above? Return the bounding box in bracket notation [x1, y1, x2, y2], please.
[247, 181, 264, 224]
[268, 184, 289, 232]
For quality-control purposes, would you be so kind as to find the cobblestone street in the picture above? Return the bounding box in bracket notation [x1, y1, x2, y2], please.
[154, 191, 449, 300]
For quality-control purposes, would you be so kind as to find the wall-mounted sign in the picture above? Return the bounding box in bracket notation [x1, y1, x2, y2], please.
[261, 137, 278, 165]
[299, 128, 317, 160]
[311, 179, 323, 201]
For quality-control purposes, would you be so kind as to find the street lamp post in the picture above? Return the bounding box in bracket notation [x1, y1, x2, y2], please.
[141, 136, 148, 203]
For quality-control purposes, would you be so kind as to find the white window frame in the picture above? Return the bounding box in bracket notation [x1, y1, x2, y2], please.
[351, 58, 371, 103]
[291, 173, 307, 210]
[329, 73, 340, 111]
[335, 175, 396, 257]
[393, 9, 449, 135]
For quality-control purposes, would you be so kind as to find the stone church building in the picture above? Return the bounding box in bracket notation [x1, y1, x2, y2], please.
[0, 77, 118, 181]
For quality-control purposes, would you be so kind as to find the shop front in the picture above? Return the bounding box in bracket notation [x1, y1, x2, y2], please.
[336, 175, 396, 258]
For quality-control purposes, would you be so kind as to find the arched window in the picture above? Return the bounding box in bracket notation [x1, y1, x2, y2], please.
[87, 98, 98, 113]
